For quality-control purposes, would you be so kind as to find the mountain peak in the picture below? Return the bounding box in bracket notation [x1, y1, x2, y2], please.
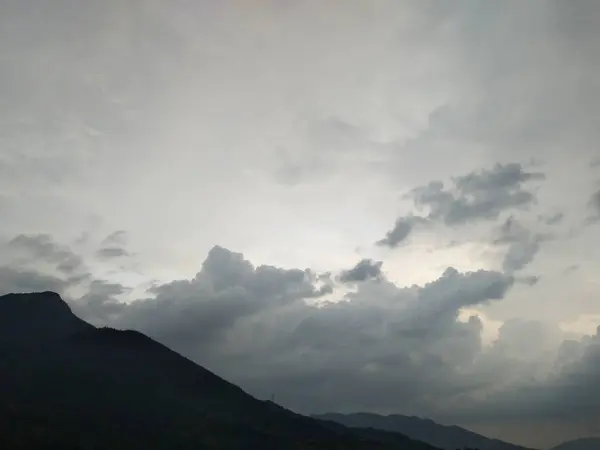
[0, 291, 92, 342]
[1, 291, 73, 316]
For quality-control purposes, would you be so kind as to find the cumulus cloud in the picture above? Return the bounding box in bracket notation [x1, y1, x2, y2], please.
[339, 259, 383, 283]
[552, 329, 600, 417]
[458, 326, 600, 430]
[70, 279, 128, 327]
[75, 245, 598, 437]
[64, 244, 599, 439]
[492, 319, 564, 363]
[64, 245, 516, 417]
[112, 246, 332, 352]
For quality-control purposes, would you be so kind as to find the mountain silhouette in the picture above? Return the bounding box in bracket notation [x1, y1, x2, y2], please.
[0, 291, 440, 450]
[0, 291, 93, 342]
[551, 438, 600, 450]
[313, 412, 535, 450]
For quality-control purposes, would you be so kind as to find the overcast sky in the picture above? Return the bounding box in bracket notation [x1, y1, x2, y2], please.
[1, 1, 600, 448]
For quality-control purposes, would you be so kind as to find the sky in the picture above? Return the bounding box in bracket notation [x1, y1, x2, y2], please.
[1, 1, 599, 448]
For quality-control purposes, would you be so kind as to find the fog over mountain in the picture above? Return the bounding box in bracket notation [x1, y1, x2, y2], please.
[1, 1, 600, 448]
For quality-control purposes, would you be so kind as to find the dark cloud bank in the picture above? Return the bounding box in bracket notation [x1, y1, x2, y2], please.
[1, 233, 599, 445]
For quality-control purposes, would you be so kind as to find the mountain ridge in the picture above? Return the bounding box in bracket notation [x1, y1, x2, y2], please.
[551, 437, 600, 450]
[313, 412, 536, 450]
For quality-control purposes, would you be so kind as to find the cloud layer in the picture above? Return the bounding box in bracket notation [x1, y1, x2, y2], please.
[2, 1, 600, 448]
[1, 232, 599, 448]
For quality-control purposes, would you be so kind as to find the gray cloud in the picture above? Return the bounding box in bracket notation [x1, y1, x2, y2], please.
[590, 189, 600, 215]
[339, 259, 383, 283]
[453, 163, 545, 196]
[418, 267, 513, 313]
[456, 326, 600, 433]
[379, 162, 545, 248]
[515, 275, 541, 287]
[412, 163, 544, 226]
[70, 279, 128, 326]
[113, 245, 331, 352]
[96, 246, 130, 259]
[493, 216, 543, 274]
[0, 234, 124, 325]
[502, 240, 540, 273]
[376, 216, 427, 248]
[7, 234, 85, 274]
[0, 266, 69, 296]
[555, 330, 600, 415]
[95, 230, 131, 260]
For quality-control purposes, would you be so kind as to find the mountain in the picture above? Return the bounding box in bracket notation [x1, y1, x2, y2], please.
[0, 291, 440, 450]
[0, 291, 93, 342]
[551, 438, 600, 450]
[313, 413, 535, 450]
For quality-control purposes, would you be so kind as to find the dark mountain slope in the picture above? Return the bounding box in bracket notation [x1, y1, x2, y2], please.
[551, 437, 600, 450]
[0, 291, 93, 343]
[0, 292, 439, 450]
[313, 412, 535, 450]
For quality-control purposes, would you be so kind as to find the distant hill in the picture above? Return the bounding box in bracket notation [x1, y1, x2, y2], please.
[551, 438, 600, 450]
[313, 412, 535, 450]
[0, 291, 440, 450]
